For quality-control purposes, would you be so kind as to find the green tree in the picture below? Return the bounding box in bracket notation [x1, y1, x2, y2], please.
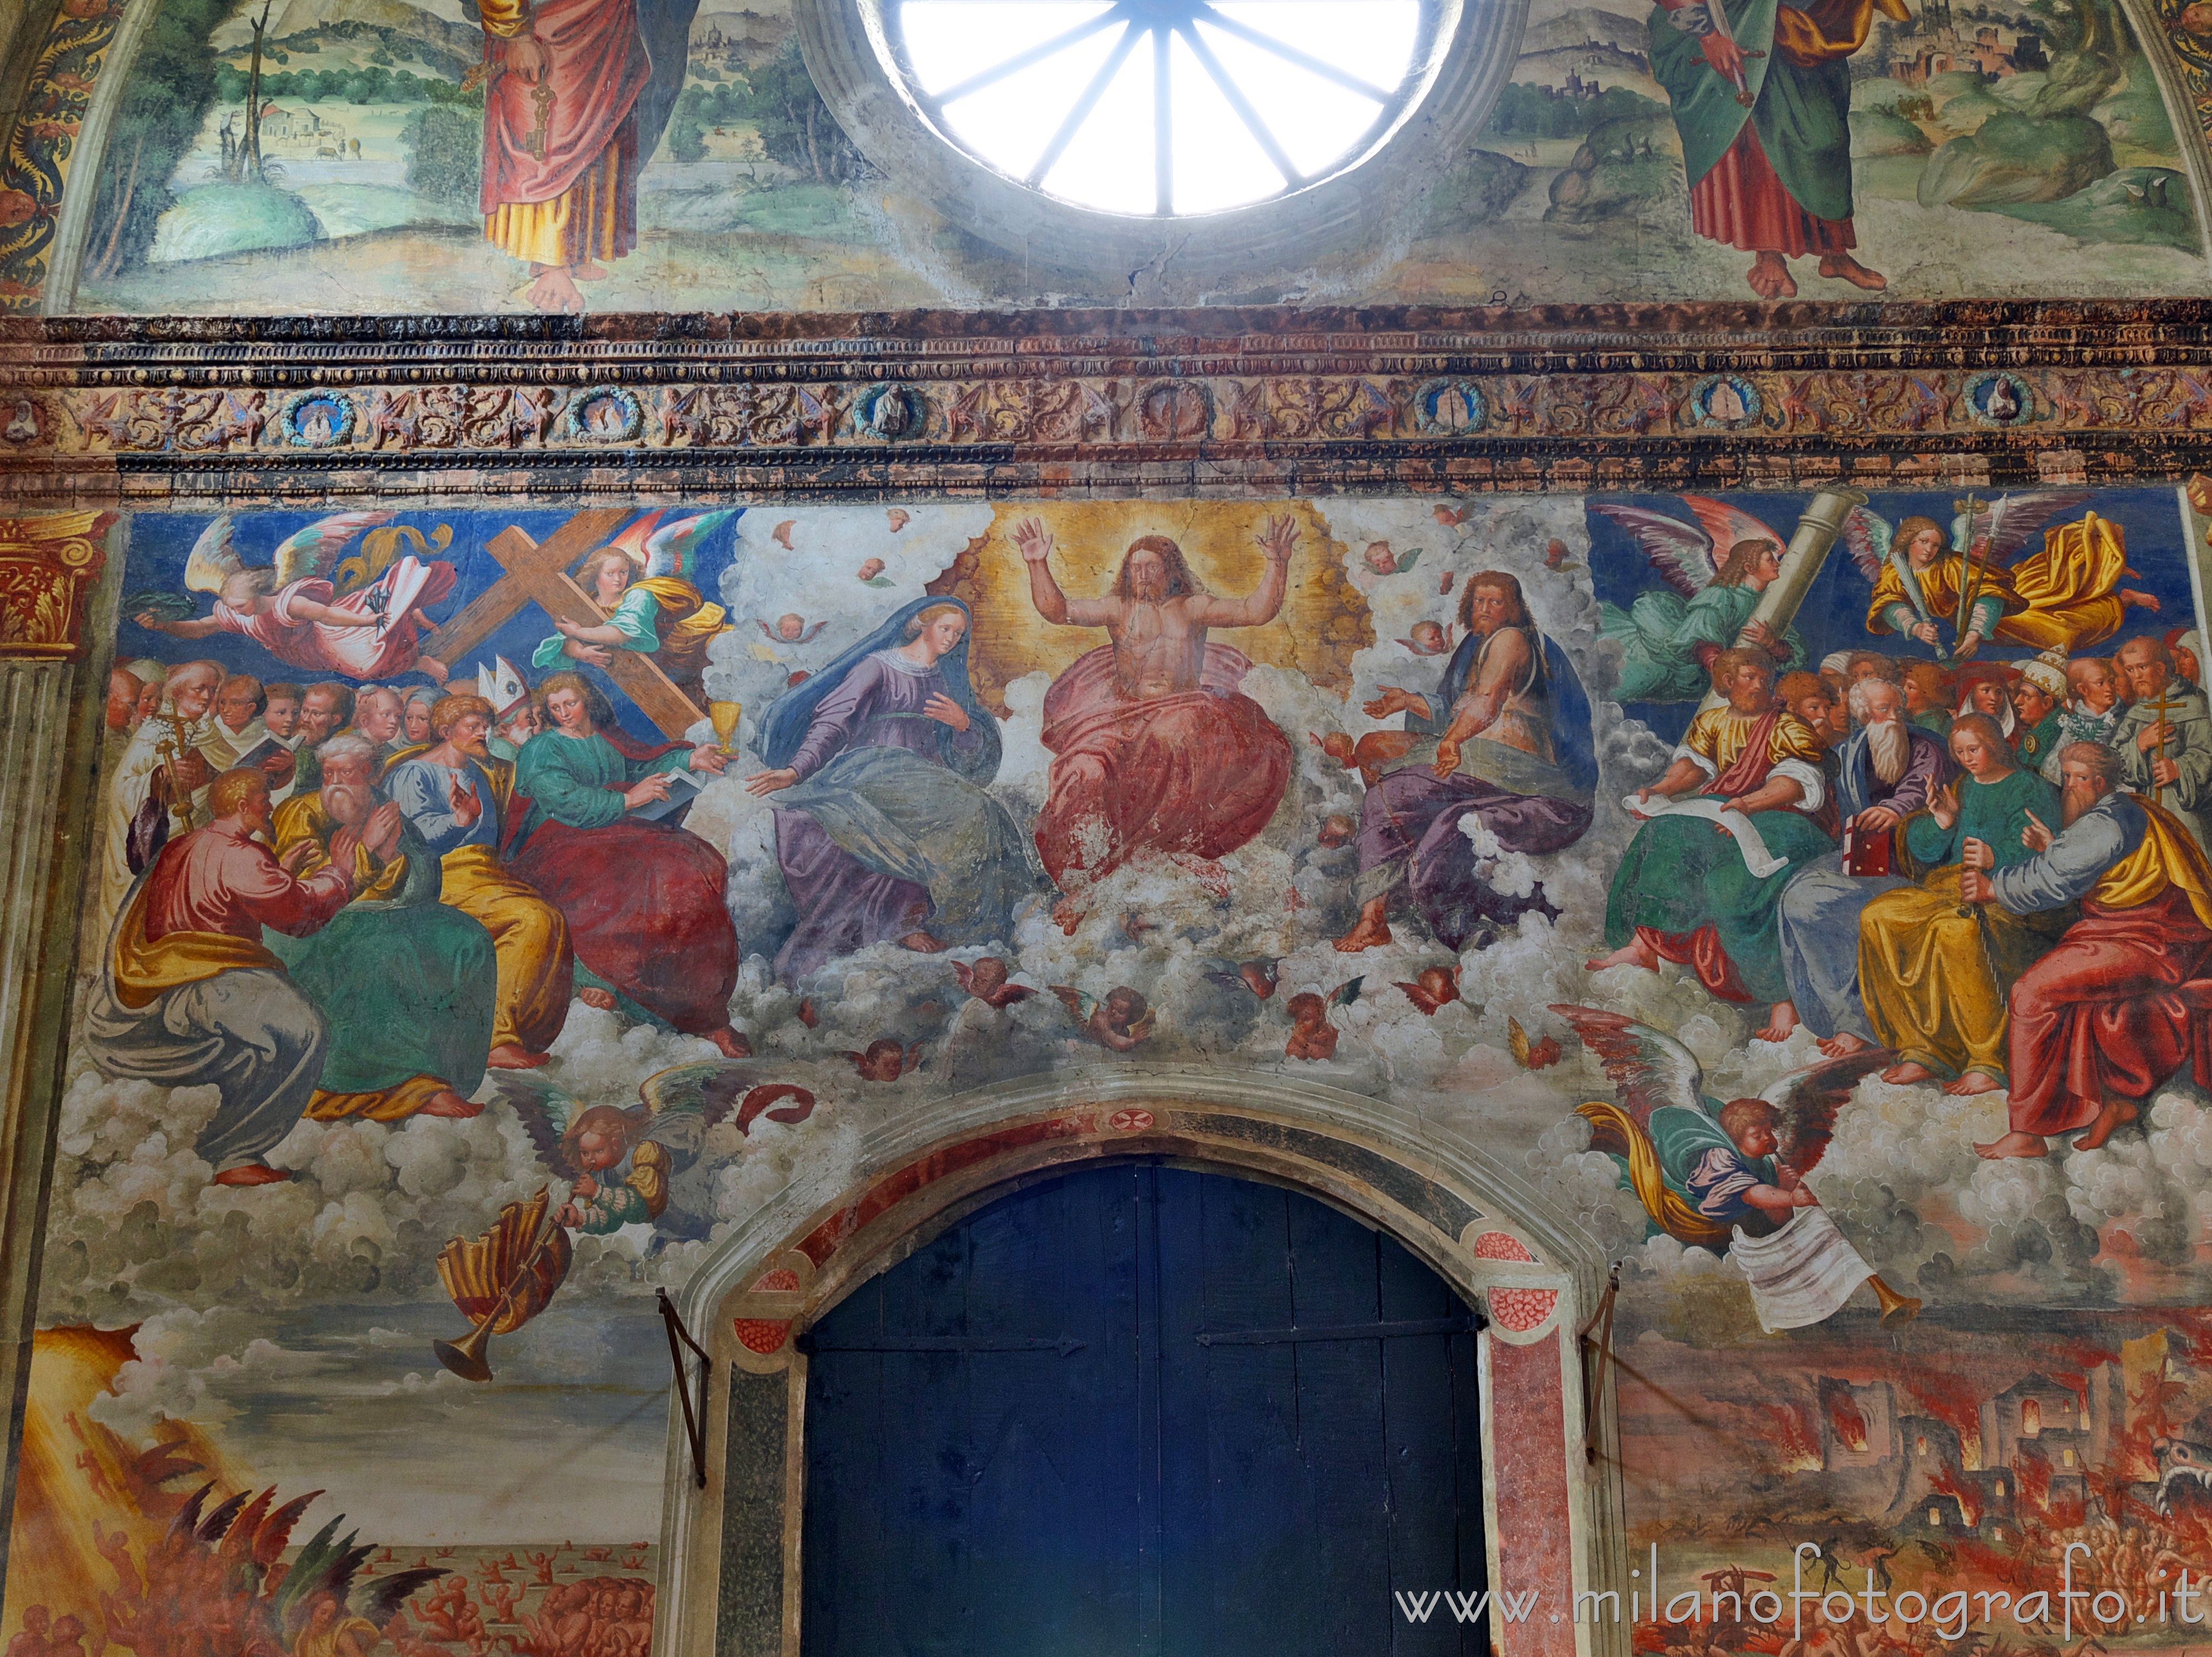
[401, 102, 484, 204]
[666, 82, 711, 161]
[82, 0, 233, 281]
[726, 41, 864, 181]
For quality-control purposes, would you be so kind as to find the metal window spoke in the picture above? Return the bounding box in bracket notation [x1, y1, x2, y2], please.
[1189, 3, 1391, 101]
[933, 3, 1132, 106]
[1174, 19, 1300, 187]
[1026, 19, 1144, 187]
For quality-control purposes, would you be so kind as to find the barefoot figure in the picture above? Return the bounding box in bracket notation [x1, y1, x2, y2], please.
[138, 513, 457, 684]
[1019, 516, 1297, 921]
[1335, 569, 1595, 953]
[1592, 647, 1833, 1042]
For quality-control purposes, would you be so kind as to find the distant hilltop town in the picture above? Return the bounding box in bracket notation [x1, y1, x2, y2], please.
[1873, 0, 2049, 84]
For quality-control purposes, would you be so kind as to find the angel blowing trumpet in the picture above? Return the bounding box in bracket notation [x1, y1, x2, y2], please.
[1555, 1005, 1920, 1331]
[431, 1063, 816, 1380]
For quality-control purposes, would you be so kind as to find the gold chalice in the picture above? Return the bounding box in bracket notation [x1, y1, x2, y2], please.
[708, 699, 742, 756]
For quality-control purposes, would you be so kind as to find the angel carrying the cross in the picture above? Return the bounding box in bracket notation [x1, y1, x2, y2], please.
[135, 511, 458, 683]
[1845, 492, 2161, 661]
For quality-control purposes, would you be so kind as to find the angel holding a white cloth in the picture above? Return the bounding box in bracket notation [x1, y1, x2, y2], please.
[1553, 1005, 1919, 1332]
[1590, 646, 1834, 1043]
[135, 511, 457, 684]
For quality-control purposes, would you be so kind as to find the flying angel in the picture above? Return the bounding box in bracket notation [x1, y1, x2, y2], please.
[134, 511, 459, 682]
[542, 508, 737, 708]
[1843, 491, 2157, 661]
[489, 1062, 815, 1235]
[1551, 1004, 1919, 1330]
[1590, 496, 1804, 702]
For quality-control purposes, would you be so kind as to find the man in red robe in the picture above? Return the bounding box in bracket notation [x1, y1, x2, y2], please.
[1017, 516, 1298, 928]
[83, 768, 360, 1187]
[478, 0, 653, 314]
[1975, 742, 2212, 1159]
[1650, 0, 1904, 298]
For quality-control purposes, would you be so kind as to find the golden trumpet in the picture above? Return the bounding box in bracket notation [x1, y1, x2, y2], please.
[1868, 1274, 1921, 1329]
[433, 1192, 570, 1383]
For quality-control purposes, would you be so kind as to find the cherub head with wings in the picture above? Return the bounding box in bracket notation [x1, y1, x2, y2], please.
[183, 511, 394, 614]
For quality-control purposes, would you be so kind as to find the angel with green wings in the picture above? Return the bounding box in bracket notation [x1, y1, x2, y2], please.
[536, 509, 737, 709]
[1552, 1005, 1919, 1329]
[488, 1064, 817, 1236]
[1591, 496, 1804, 703]
[133, 512, 459, 683]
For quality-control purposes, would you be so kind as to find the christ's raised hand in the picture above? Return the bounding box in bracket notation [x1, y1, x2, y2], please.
[1256, 515, 1300, 565]
[1012, 518, 1055, 564]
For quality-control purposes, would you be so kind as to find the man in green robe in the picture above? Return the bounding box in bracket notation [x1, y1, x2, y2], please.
[1591, 648, 1836, 1041]
[1860, 711, 2068, 1093]
[267, 733, 499, 1121]
[1649, 0, 1907, 298]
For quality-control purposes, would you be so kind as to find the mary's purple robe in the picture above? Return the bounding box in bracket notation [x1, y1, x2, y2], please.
[771, 652, 1034, 979]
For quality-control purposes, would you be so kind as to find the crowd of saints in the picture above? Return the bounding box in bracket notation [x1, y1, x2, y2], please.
[76, 492, 2212, 1353]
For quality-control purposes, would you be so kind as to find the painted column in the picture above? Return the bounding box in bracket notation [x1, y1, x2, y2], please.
[0, 512, 117, 1576]
[1698, 485, 1868, 713]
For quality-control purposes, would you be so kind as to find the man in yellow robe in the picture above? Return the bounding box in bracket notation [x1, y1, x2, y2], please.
[1867, 511, 2159, 659]
[1859, 712, 2068, 1095]
[384, 694, 574, 1067]
[476, 0, 652, 314]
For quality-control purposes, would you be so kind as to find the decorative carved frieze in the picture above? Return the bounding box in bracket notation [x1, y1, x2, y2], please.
[3, 304, 2212, 498]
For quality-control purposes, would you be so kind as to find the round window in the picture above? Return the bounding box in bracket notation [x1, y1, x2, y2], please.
[885, 0, 1448, 218]
[797, 0, 1524, 281]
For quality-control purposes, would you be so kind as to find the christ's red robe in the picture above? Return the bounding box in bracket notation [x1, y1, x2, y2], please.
[1034, 645, 1291, 891]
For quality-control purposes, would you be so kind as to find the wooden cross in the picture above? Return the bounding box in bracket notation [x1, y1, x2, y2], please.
[419, 508, 703, 738]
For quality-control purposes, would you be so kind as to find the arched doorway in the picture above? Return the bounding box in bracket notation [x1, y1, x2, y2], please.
[797, 1161, 1488, 1655]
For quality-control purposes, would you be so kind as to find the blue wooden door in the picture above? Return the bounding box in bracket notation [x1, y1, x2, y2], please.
[801, 1163, 1488, 1656]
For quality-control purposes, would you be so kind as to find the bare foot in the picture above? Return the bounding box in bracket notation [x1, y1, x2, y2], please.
[2121, 589, 2162, 611]
[1817, 253, 1887, 291]
[1817, 1031, 1874, 1057]
[419, 656, 449, 686]
[488, 1043, 551, 1070]
[1587, 936, 1661, 974]
[899, 930, 945, 953]
[1747, 252, 1796, 299]
[572, 261, 610, 281]
[579, 987, 618, 1011]
[1942, 1070, 2003, 1096]
[214, 1163, 290, 1187]
[707, 1026, 753, 1059]
[1052, 897, 1084, 936]
[1334, 900, 1392, 953]
[1882, 1061, 1936, 1085]
[1975, 1130, 2049, 1160]
[1753, 1001, 1799, 1043]
[2072, 1096, 2139, 1150]
[419, 1089, 483, 1119]
[525, 267, 584, 314]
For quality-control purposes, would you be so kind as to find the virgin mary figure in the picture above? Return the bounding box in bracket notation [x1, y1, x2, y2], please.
[748, 598, 1039, 980]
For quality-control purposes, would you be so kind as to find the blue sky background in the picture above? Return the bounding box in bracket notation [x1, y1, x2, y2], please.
[121, 510, 752, 743]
